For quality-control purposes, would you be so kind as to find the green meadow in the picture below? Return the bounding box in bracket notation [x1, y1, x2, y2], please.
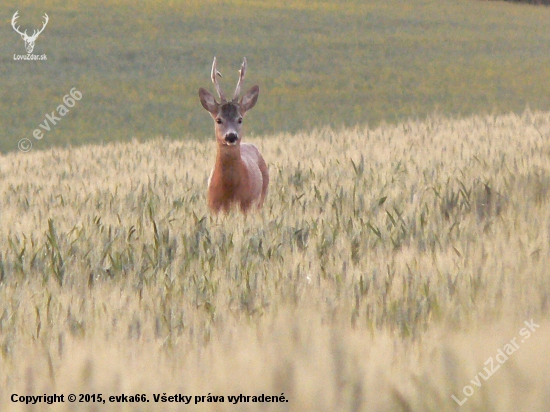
[2, 0, 550, 152]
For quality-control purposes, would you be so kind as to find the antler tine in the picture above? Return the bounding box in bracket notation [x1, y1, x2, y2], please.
[232, 57, 247, 101]
[28, 13, 48, 39]
[36, 13, 49, 36]
[11, 10, 27, 36]
[211, 57, 226, 102]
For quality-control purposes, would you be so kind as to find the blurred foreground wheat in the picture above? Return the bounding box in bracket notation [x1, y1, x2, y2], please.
[0, 111, 549, 411]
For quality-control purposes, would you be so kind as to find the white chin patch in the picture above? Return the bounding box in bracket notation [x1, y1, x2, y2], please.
[224, 141, 238, 146]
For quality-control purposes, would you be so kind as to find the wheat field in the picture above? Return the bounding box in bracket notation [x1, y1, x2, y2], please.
[0, 111, 549, 411]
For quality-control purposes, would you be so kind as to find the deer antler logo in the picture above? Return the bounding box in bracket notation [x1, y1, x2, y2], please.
[12, 11, 49, 54]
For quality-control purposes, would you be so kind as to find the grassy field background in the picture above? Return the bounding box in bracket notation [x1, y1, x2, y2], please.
[2, 0, 550, 410]
[0, 110, 549, 410]
[2, 0, 550, 152]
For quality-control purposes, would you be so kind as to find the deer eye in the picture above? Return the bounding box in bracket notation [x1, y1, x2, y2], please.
[216, 118, 222, 124]
[238, 118, 243, 124]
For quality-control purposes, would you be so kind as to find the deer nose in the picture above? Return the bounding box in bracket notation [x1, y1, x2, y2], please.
[225, 133, 238, 144]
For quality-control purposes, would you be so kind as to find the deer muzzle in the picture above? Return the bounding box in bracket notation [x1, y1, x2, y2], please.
[225, 132, 238, 145]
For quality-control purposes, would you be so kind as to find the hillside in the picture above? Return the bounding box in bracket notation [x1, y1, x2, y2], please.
[3, 0, 550, 152]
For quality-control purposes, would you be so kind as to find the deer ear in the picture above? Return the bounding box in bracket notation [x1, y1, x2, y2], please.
[199, 88, 219, 115]
[240, 85, 259, 114]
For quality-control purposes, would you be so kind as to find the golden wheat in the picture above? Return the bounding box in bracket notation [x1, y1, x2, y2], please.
[0, 111, 549, 411]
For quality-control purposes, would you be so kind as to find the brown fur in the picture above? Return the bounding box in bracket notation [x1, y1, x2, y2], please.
[208, 143, 268, 213]
[199, 58, 268, 214]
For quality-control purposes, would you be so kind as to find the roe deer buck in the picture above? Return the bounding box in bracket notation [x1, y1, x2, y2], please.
[199, 57, 269, 214]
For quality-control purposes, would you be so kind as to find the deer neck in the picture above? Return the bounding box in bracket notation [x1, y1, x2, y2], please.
[212, 144, 247, 189]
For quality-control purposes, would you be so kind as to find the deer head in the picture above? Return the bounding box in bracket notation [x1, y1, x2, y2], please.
[199, 57, 259, 147]
[12, 11, 49, 54]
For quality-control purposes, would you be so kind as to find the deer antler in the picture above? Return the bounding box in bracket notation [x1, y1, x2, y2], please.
[11, 11, 48, 40]
[211, 57, 226, 102]
[232, 57, 247, 101]
[11, 11, 27, 37]
[29, 13, 49, 40]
